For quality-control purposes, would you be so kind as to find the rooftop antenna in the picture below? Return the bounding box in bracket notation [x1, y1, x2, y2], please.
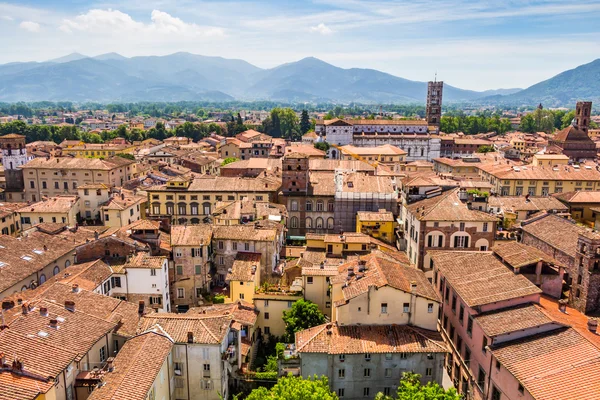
[434, 72, 437, 83]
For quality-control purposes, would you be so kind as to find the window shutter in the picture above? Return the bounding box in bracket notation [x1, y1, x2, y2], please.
[438, 235, 443, 247]
[465, 236, 469, 248]
[454, 236, 459, 248]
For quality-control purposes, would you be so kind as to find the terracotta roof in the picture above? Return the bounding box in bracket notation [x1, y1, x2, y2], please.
[87, 329, 173, 400]
[110, 253, 166, 272]
[186, 301, 258, 327]
[18, 195, 79, 214]
[554, 190, 600, 204]
[308, 171, 336, 196]
[552, 125, 593, 143]
[148, 176, 280, 193]
[138, 314, 230, 344]
[488, 196, 568, 213]
[296, 323, 447, 354]
[308, 159, 375, 173]
[339, 173, 397, 194]
[170, 224, 212, 246]
[521, 214, 590, 258]
[21, 156, 133, 171]
[284, 144, 326, 157]
[491, 327, 600, 400]
[331, 253, 439, 304]
[474, 303, 556, 337]
[357, 210, 395, 222]
[0, 372, 54, 400]
[492, 241, 563, 268]
[406, 189, 498, 222]
[213, 224, 277, 242]
[430, 251, 542, 307]
[0, 232, 87, 293]
[226, 252, 260, 282]
[340, 144, 407, 156]
[0, 329, 78, 379]
[101, 192, 145, 211]
[479, 163, 600, 181]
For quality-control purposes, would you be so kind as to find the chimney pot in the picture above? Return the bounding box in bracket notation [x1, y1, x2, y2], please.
[49, 319, 58, 329]
[72, 284, 79, 293]
[138, 301, 145, 316]
[21, 303, 29, 315]
[40, 307, 48, 317]
[588, 318, 598, 333]
[65, 300, 75, 312]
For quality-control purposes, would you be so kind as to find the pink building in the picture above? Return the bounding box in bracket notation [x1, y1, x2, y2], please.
[431, 250, 600, 400]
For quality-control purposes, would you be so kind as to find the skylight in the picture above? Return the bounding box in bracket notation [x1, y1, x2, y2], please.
[33, 249, 44, 255]
[21, 255, 33, 261]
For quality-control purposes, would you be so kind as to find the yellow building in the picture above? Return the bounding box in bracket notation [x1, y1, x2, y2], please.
[510, 137, 526, 152]
[404, 160, 434, 172]
[356, 209, 396, 243]
[531, 154, 569, 167]
[305, 232, 372, 255]
[146, 176, 280, 225]
[18, 195, 80, 229]
[20, 156, 135, 203]
[63, 143, 137, 158]
[0, 201, 24, 235]
[100, 191, 146, 228]
[479, 163, 600, 196]
[254, 292, 303, 337]
[225, 252, 261, 303]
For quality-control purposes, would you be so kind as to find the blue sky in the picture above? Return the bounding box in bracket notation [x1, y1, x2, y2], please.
[1, 0, 600, 91]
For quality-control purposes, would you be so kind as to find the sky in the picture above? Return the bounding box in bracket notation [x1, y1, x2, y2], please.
[1, 0, 600, 91]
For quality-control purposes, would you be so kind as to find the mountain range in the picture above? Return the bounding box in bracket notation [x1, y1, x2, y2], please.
[0, 52, 596, 106]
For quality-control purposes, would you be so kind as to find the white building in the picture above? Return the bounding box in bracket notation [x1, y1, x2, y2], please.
[316, 119, 441, 162]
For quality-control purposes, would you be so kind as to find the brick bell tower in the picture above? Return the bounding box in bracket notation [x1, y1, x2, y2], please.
[426, 78, 443, 127]
[575, 101, 592, 134]
[0, 133, 27, 192]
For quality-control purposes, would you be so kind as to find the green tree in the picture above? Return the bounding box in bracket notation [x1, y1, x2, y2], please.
[519, 114, 536, 133]
[561, 110, 576, 129]
[375, 372, 460, 400]
[115, 153, 135, 160]
[245, 375, 338, 400]
[221, 157, 239, 166]
[314, 141, 329, 152]
[477, 145, 496, 153]
[300, 110, 311, 134]
[282, 300, 325, 342]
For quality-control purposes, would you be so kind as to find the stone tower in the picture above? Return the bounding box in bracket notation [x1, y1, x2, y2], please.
[575, 101, 592, 134]
[573, 233, 600, 314]
[426, 80, 443, 126]
[282, 153, 309, 194]
[0, 134, 26, 192]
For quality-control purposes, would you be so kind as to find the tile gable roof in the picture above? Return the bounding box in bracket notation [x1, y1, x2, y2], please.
[87, 329, 173, 400]
[492, 241, 563, 268]
[521, 214, 589, 258]
[430, 251, 542, 307]
[474, 303, 556, 337]
[296, 323, 447, 355]
[406, 189, 497, 222]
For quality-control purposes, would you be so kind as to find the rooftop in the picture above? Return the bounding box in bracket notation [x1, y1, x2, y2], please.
[406, 189, 498, 222]
[491, 327, 600, 400]
[357, 209, 395, 222]
[488, 196, 568, 213]
[430, 251, 542, 307]
[296, 323, 447, 354]
[474, 303, 556, 337]
[21, 156, 134, 171]
[225, 252, 261, 282]
[213, 224, 277, 242]
[18, 196, 79, 214]
[492, 241, 563, 269]
[521, 214, 591, 259]
[170, 224, 213, 246]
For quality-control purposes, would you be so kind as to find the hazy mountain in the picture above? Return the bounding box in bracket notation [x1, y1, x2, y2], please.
[491, 59, 600, 106]
[2, 52, 594, 105]
[47, 52, 88, 63]
[244, 57, 483, 103]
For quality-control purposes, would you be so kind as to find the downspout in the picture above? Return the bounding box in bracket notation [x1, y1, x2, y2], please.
[185, 345, 190, 399]
[485, 340, 494, 399]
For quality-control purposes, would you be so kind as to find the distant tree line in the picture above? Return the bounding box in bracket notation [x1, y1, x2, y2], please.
[519, 108, 598, 133]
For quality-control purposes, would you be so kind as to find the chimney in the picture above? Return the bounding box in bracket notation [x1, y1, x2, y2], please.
[21, 303, 29, 315]
[187, 331, 194, 343]
[121, 193, 125, 200]
[106, 357, 115, 372]
[410, 281, 417, 292]
[0, 352, 5, 367]
[49, 319, 58, 329]
[94, 230, 99, 240]
[558, 299, 568, 313]
[65, 300, 75, 312]
[39, 307, 48, 317]
[43, 244, 48, 251]
[588, 318, 598, 334]
[138, 301, 145, 316]
[1, 300, 14, 310]
[72, 283, 79, 293]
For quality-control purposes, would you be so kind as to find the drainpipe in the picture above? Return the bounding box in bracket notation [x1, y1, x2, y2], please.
[485, 340, 494, 399]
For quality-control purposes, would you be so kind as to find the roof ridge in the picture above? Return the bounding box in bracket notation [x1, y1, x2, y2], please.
[296, 324, 328, 352]
[406, 325, 450, 352]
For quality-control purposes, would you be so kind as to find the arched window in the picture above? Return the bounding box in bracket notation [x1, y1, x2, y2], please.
[305, 217, 312, 229]
[166, 202, 174, 215]
[327, 217, 334, 230]
[202, 202, 211, 215]
[191, 218, 200, 224]
[316, 217, 324, 229]
[152, 202, 161, 215]
[316, 200, 324, 211]
[408, 148, 411, 157]
[305, 200, 313, 211]
[1, 227, 8, 235]
[290, 217, 298, 228]
[327, 201, 334, 212]
[39, 274, 46, 285]
[420, 148, 424, 157]
[53, 266, 60, 276]
[21, 285, 28, 291]
[177, 202, 187, 215]
[190, 202, 199, 215]
[65, 260, 71, 268]
[291, 200, 298, 211]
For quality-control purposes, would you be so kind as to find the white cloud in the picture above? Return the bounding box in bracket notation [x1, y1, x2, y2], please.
[309, 23, 333, 35]
[1, 15, 14, 21]
[59, 9, 224, 37]
[19, 20, 40, 32]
